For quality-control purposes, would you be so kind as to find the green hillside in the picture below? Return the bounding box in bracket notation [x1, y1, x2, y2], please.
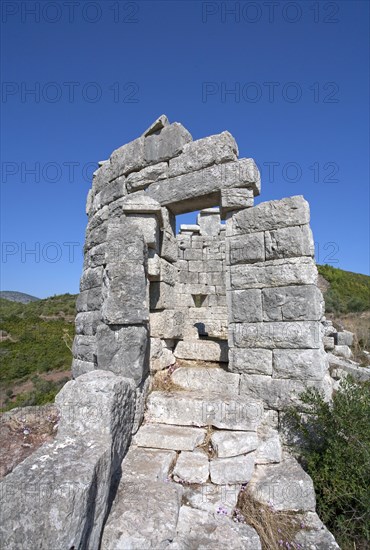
[0, 294, 76, 411]
[318, 265, 370, 314]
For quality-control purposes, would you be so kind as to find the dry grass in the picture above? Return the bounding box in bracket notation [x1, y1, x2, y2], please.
[236, 488, 304, 550]
[151, 367, 184, 393]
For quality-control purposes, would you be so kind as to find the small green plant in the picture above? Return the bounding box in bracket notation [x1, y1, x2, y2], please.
[285, 378, 370, 549]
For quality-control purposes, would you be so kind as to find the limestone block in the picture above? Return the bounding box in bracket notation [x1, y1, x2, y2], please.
[231, 196, 310, 235]
[132, 376, 150, 434]
[96, 324, 149, 385]
[134, 424, 206, 451]
[100, 175, 126, 207]
[171, 366, 239, 395]
[228, 348, 273, 375]
[229, 289, 263, 322]
[248, 455, 316, 512]
[230, 258, 318, 289]
[184, 248, 203, 260]
[239, 374, 332, 410]
[144, 122, 192, 164]
[198, 208, 221, 236]
[324, 336, 335, 351]
[168, 131, 238, 177]
[75, 311, 102, 335]
[120, 447, 176, 482]
[71, 358, 95, 377]
[173, 449, 209, 484]
[76, 287, 102, 312]
[150, 281, 175, 310]
[110, 136, 145, 180]
[174, 340, 229, 362]
[80, 266, 103, 291]
[273, 349, 328, 380]
[182, 484, 241, 516]
[333, 344, 352, 359]
[231, 321, 322, 349]
[87, 204, 109, 229]
[336, 330, 354, 346]
[84, 221, 107, 249]
[147, 158, 261, 215]
[294, 512, 340, 549]
[171, 506, 261, 549]
[85, 188, 93, 215]
[262, 285, 324, 321]
[228, 232, 265, 264]
[85, 242, 107, 268]
[146, 391, 264, 431]
[92, 160, 112, 194]
[126, 161, 168, 192]
[255, 425, 282, 464]
[210, 453, 256, 484]
[221, 187, 254, 215]
[102, 262, 148, 324]
[127, 213, 159, 249]
[211, 431, 258, 458]
[160, 259, 177, 285]
[148, 250, 161, 280]
[188, 260, 205, 272]
[72, 334, 96, 363]
[265, 225, 314, 260]
[150, 310, 184, 339]
[101, 480, 182, 550]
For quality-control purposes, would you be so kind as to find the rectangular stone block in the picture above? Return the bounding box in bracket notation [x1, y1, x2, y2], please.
[100, 176, 126, 207]
[265, 225, 314, 260]
[221, 188, 254, 215]
[230, 258, 318, 289]
[71, 358, 95, 378]
[150, 310, 184, 339]
[85, 243, 106, 268]
[211, 431, 258, 458]
[75, 311, 102, 335]
[210, 454, 256, 485]
[160, 259, 177, 286]
[205, 259, 223, 272]
[262, 285, 323, 321]
[105, 219, 146, 263]
[273, 349, 328, 380]
[144, 122, 192, 164]
[134, 424, 206, 451]
[231, 321, 322, 349]
[110, 136, 145, 180]
[184, 248, 203, 260]
[171, 367, 239, 395]
[150, 281, 175, 310]
[72, 335, 96, 363]
[199, 272, 225, 285]
[228, 232, 265, 265]
[126, 161, 168, 192]
[147, 158, 260, 214]
[147, 250, 161, 280]
[174, 340, 229, 362]
[168, 131, 238, 177]
[92, 161, 112, 194]
[231, 196, 310, 234]
[178, 271, 199, 284]
[228, 289, 263, 323]
[80, 267, 103, 291]
[228, 348, 273, 375]
[76, 287, 102, 312]
[126, 214, 159, 250]
[188, 260, 205, 272]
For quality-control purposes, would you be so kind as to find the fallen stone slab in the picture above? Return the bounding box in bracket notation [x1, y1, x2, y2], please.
[248, 454, 316, 512]
[173, 449, 209, 484]
[121, 446, 176, 482]
[146, 391, 264, 431]
[169, 505, 261, 549]
[134, 424, 206, 451]
[171, 366, 239, 395]
[211, 431, 258, 458]
[294, 511, 340, 549]
[101, 480, 183, 550]
[210, 453, 256, 485]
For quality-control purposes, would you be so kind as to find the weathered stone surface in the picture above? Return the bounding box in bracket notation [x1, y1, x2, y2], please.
[150, 310, 184, 339]
[221, 187, 254, 215]
[169, 131, 238, 177]
[273, 349, 328, 380]
[335, 330, 354, 346]
[99, 175, 126, 207]
[132, 376, 150, 434]
[174, 340, 229, 362]
[144, 122, 192, 164]
[72, 334, 96, 362]
[249, 454, 316, 512]
[210, 453, 256, 484]
[294, 512, 340, 549]
[110, 136, 145, 180]
[232, 196, 310, 234]
[75, 311, 102, 335]
[265, 224, 314, 260]
[84, 243, 107, 269]
[228, 289, 263, 322]
[121, 447, 176, 482]
[147, 158, 260, 214]
[327, 353, 370, 382]
[255, 425, 282, 464]
[146, 391, 264, 431]
[173, 449, 209, 484]
[198, 208, 221, 237]
[228, 233, 265, 265]
[101, 480, 182, 550]
[183, 484, 240, 515]
[333, 344, 353, 359]
[127, 213, 160, 249]
[150, 281, 175, 310]
[0, 371, 135, 550]
[240, 374, 331, 410]
[324, 336, 335, 351]
[211, 431, 258, 458]
[72, 358, 95, 377]
[150, 338, 176, 372]
[92, 160, 112, 194]
[171, 366, 239, 395]
[134, 424, 206, 451]
[80, 266, 103, 291]
[262, 285, 323, 321]
[142, 114, 170, 137]
[230, 257, 318, 289]
[170, 505, 261, 549]
[231, 321, 322, 349]
[228, 348, 273, 375]
[96, 324, 149, 385]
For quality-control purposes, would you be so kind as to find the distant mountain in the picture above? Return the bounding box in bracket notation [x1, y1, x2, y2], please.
[0, 291, 40, 304]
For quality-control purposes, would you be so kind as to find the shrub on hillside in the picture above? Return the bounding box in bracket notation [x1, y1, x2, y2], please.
[286, 378, 370, 549]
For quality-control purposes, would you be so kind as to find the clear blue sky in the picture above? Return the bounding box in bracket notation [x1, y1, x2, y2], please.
[1, 0, 369, 298]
